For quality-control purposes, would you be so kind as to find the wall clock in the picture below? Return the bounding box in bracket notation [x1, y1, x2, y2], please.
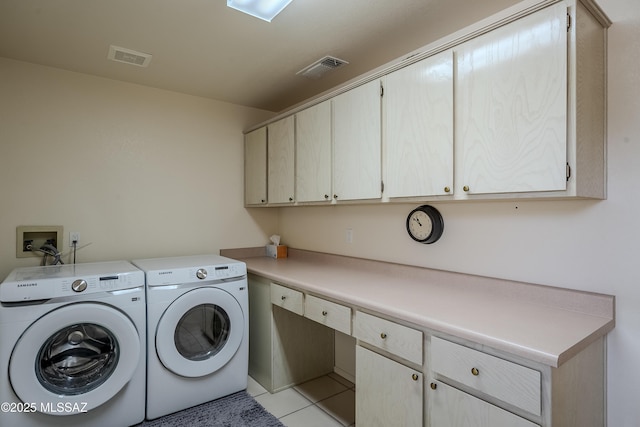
[406, 205, 444, 244]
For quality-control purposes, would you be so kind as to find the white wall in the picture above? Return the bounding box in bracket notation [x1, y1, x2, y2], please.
[278, 0, 640, 425]
[0, 0, 636, 424]
[0, 58, 278, 279]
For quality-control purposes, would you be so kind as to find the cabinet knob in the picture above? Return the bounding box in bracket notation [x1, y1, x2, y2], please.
[471, 367, 479, 376]
[324, 194, 329, 199]
[281, 295, 286, 300]
[463, 185, 470, 192]
[380, 332, 387, 339]
[261, 199, 266, 203]
[322, 310, 328, 316]
[444, 186, 451, 193]
[333, 194, 339, 199]
[430, 382, 437, 390]
[289, 197, 293, 202]
[412, 374, 419, 381]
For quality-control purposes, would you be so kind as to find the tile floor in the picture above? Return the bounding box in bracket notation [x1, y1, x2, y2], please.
[247, 373, 356, 427]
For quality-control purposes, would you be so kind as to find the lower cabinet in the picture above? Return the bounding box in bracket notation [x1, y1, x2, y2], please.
[428, 336, 606, 427]
[248, 274, 607, 426]
[247, 274, 334, 392]
[429, 381, 539, 427]
[356, 346, 423, 427]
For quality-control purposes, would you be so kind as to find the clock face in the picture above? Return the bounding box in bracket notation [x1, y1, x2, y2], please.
[408, 211, 433, 240]
[406, 205, 444, 244]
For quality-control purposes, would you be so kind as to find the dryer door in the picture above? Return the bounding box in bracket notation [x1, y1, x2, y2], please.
[155, 287, 244, 378]
[9, 302, 140, 415]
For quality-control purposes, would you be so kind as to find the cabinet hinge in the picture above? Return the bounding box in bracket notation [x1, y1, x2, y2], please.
[566, 163, 571, 182]
[380, 85, 384, 97]
[567, 13, 571, 31]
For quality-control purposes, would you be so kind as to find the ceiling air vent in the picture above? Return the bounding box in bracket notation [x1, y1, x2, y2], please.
[108, 45, 152, 67]
[296, 56, 348, 79]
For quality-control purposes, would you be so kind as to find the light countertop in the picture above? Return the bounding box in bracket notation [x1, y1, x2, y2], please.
[222, 248, 614, 367]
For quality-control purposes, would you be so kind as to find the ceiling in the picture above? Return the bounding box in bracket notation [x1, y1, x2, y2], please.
[0, 0, 521, 113]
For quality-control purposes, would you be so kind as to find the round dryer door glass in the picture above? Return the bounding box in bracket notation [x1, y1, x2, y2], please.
[175, 304, 230, 361]
[37, 323, 119, 395]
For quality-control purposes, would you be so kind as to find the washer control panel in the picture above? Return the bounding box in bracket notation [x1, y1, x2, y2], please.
[0, 261, 144, 302]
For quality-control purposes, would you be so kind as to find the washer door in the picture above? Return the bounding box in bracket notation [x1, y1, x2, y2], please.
[155, 287, 244, 378]
[9, 303, 140, 415]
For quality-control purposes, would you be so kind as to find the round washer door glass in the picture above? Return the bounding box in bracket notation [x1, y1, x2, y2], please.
[9, 303, 140, 415]
[156, 287, 244, 378]
[37, 323, 119, 395]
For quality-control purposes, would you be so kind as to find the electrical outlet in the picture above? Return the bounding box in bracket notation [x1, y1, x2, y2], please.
[345, 228, 353, 244]
[69, 232, 80, 247]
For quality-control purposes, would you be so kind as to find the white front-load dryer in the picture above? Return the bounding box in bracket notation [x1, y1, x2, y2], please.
[0, 261, 146, 427]
[132, 254, 248, 420]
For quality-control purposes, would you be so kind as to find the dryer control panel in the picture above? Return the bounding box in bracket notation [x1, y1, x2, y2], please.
[132, 255, 247, 287]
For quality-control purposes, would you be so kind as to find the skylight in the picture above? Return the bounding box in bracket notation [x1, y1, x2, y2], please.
[227, 0, 293, 22]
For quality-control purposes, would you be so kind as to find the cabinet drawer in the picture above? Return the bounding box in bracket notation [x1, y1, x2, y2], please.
[304, 294, 351, 335]
[270, 283, 304, 315]
[353, 311, 422, 365]
[429, 380, 539, 427]
[431, 336, 541, 416]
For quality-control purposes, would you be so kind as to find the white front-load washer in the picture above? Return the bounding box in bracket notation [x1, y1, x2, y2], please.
[0, 261, 146, 427]
[132, 254, 248, 420]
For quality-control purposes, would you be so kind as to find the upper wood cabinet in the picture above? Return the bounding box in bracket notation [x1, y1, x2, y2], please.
[454, 0, 607, 199]
[267, 116, 295, 204]
[383, 50, 454, 198]
[333, 79, 382, 201]
[243, 0, 609, 206]
[295, 100, 332, 203]
[244, 127, 267, 206]
[456, 3, 568, 196]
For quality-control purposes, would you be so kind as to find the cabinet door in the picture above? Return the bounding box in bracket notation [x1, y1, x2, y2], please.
[384, 50, 454, 198]
[296, 101, 332, 202]
[356, 346, 422, 427]
[333, 80, 382, 201]
[429, 381, 539, 427]
[244, 127, 267, 205]
[456, 3, 567, 195]
[267, 116, 295, 204]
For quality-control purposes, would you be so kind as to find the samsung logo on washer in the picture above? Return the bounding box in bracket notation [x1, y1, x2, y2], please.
[17, 283, 38, 287]
[158, 272, 172, 275]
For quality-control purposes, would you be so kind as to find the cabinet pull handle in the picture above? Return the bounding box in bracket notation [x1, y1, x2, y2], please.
[471, 367, 479, 376]
[463, 185, 470, 192]
[281, 295, 286, 300]
[322, 310, 328, 316]
[444, 186, 451, 193]
[324, 194, 329, 199]
[333, 194, 339, 199]
[380, 333, 387, 339]
[289, 197, 293, 202]
[412, 374, 419, 381]
[430, 382, 437, 390]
